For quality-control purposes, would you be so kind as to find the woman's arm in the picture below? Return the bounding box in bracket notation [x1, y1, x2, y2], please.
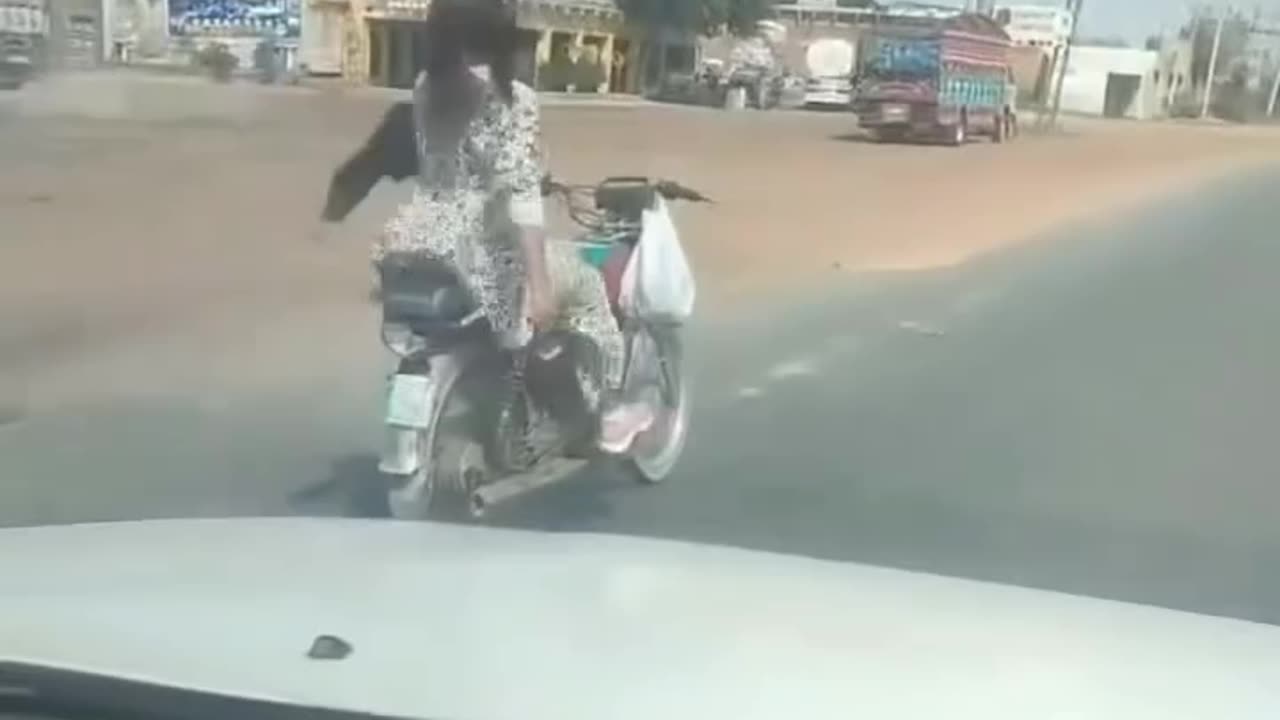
[322, 101, 418, 222]
[495, 84, 555, 329]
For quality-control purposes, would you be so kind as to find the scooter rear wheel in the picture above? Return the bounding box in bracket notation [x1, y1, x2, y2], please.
[386, 364, 489, 522]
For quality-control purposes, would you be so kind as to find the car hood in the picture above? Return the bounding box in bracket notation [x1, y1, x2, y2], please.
[2, 518, 1279, 720]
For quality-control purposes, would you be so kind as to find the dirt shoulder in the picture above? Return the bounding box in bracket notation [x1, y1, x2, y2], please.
[538, 107, 1280, 300]
[2, 74, 1278, 377]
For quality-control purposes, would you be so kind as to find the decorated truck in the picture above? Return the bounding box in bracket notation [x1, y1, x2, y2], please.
[854, 12, 1015, 145]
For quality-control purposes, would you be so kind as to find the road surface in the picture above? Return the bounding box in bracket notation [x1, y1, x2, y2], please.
[3, 166, 1280, 626]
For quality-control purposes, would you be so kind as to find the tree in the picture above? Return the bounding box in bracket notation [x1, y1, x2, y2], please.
[716, 0, 777, 37]
[618, 0, 775, 93]
[616, 0, 709, 33]
[1187, 9, 1250, 88]
[617, 0, 775, 37]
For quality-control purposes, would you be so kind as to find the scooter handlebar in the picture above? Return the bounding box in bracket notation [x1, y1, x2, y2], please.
[542, 175, 711, 204]
[654, 180, 712, 204]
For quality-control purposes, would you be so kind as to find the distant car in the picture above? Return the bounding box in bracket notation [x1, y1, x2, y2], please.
[0, 34, 35, 90]
[2, 518, 1279, 720]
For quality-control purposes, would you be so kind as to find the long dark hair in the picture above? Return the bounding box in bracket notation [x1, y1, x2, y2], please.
[419, 0, 519, 152]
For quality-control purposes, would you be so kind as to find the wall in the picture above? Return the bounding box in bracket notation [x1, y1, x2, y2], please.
[1008, 44, 1050, 103]
[1060, 46, 1159, 119]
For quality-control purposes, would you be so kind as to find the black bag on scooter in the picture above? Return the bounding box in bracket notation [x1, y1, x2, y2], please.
[524, 330, 603, 438]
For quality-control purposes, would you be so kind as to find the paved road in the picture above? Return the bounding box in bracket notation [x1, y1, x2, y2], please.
[4, 166, 1280, 625]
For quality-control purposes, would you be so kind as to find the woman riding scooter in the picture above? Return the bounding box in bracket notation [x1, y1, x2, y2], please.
[323, 0, 653, 453]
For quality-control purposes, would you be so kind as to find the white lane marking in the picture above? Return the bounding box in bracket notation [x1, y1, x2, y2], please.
[898, 320, 947, 337]
[767, 358, 820, 380]
[723, 334, 866, 407]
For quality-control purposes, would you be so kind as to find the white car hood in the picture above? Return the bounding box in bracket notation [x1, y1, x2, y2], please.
[2, 518, 1279, 720]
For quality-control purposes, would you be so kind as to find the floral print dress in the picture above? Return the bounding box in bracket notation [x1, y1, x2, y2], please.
[373, 70, 625, 391]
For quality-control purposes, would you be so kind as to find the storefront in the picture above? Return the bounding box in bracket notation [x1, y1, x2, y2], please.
[298, 0, 344, 74]
[0, 0, 48, 85]
[346, 0, 637, 92]
[45, 0, 105, 68]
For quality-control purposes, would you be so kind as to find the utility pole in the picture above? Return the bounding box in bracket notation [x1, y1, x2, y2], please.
[1268, 63, 1280, 117]
[1047, 0, 1084, 129]
[1257, 16, 1280, 118]
[1200, 9, 1227, 118]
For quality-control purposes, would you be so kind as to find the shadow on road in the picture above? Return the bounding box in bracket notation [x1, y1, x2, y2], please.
[484, 464, 629, 533]
[829, 132, 945, 147]
[829, 132, 877, 144]
[290, 454, 391, 519]
[292, 452, 631, 532]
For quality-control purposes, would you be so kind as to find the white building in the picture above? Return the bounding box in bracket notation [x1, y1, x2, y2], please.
[1059, 46, 1161, 119]
[996, 4, 1073, 49]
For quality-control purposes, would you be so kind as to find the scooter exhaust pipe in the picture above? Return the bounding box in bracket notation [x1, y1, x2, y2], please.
[469, 457, 588, 517]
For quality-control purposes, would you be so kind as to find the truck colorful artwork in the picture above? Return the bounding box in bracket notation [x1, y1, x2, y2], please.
[854, 12, 1016, 146]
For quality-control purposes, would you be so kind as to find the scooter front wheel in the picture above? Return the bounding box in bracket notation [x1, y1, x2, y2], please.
[627, 327, 690, 484]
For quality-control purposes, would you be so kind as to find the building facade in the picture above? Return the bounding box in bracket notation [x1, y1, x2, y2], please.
[45, 0, 108, 67]
[304, 0, 645, 91]
[1059, 46, 1160, 120]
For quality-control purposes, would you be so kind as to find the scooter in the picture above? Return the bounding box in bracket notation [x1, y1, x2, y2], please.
[376, 176, 709, 520]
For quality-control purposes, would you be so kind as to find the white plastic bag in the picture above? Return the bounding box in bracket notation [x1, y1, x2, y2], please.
[619, 196, 696, 322]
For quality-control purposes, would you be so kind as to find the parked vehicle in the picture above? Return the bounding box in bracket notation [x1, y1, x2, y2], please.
[0, 0, 45, 90]
[723, 33, 782, 110]
[802, 37, 856, 109]
[725, 65, 782, 109]
[854, 13, 1015, 145]
[376, 176, 708, 520]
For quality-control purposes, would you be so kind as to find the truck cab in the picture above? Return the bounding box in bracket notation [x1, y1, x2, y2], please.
[854, 13, 1014, 145]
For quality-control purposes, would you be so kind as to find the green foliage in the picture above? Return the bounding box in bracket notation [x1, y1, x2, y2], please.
[720, 0, 775, 36]
[195, 42, 239, 83]
[618, 0, 775, 36]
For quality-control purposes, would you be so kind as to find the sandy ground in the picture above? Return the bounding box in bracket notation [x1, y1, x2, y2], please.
[2, 71, 1278, 382]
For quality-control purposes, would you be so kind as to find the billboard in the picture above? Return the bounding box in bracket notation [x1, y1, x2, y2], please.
[168, 0, 300, 38]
